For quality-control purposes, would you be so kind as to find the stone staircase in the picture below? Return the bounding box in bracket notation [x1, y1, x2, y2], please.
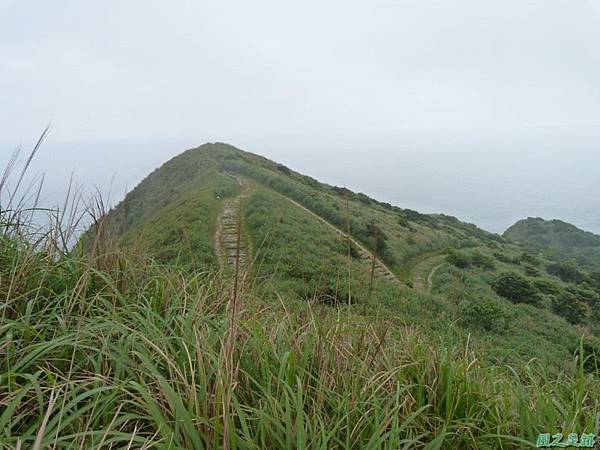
[219, 196, 247, 272]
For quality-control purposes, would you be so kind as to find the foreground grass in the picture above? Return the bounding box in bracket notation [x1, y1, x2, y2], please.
[1, 233, 599, 449]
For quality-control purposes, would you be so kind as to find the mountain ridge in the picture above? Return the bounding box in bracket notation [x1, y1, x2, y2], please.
[103, 142, 501, 271]
[82, 142, 600, 371]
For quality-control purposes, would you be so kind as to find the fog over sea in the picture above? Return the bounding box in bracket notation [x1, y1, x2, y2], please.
[12, 128, 600, 236]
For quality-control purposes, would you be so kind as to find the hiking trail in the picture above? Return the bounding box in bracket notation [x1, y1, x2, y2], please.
[284, 197, 403, 286]
[215, 177, 250, 278]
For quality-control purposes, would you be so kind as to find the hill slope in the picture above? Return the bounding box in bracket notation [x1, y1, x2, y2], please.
[504, 217, 600, 270]
[94, 143, 600, 369]
[104, 143, 497, 268]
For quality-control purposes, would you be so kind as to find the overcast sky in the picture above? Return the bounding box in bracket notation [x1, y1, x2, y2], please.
[1, 0, 600, 231]
[2, 0, 600, 142]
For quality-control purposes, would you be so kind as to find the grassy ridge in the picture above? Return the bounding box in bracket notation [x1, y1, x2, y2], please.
[93, 143, 600, 368]
[218, 146, 496, 270]
[243, 186, 401, 305]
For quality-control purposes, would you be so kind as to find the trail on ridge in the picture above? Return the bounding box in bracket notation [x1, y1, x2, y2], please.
[283, 196, 403, 286]
[215, 178, 250, 279]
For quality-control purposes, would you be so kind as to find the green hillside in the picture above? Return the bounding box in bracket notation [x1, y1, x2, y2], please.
[102, 143, 498, 271]
[4, 142, 600, 448]
[95, 143, 600, 367]
[504, 217, 600, 271]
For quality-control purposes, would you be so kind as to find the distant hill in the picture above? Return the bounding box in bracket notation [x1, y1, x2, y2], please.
[504, 217, 600, 270]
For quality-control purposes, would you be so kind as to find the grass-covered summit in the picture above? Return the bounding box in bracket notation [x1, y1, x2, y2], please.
[103, 142, 497, 271]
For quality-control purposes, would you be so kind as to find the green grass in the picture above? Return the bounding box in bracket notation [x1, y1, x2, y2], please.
[243, 186, 401, 306]
[432, 243, 600, 367]
[2, 233, 600, 448]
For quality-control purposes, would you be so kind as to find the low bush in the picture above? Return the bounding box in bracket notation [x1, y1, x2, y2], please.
[567, 285, 600, 303]
[533, 278, 562, 296]
[447, 249, 471, 268]
[523, 264, 541, 277]
[493, 251, 519, 264]
[520, 252, 540, 266]
[552, 291, 589, 324]
[491, 271, 540, 305]
[470, 251, 496, 270]
[547, 262, 586, 284]
[459, 297, 507, 332]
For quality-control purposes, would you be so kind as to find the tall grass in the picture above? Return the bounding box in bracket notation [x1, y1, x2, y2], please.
[1, 145, 599, 449]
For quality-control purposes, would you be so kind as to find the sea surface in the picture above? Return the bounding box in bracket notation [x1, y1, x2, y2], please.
[7, 128, 600, 236]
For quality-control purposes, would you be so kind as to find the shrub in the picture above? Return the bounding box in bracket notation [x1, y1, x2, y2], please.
[565, 285, 600, 306]
[365, 222, 387, 254]
[341, 240, 360, 259]
[459, 298, 507, 332]
[493, 251, 518, 264]
[397, 215, 414, 230]
[552, 291, 589, 324]
[547, 263, 586, 284]
[533, 278, 562, 296]
[470, 251, 496, 270]
[447, 250, 471, 269]
[491, 272, 540, 305]
[520, 252, 540, 266]
[276, 164, 292, 175]
[523, 264, 540, 277]
[331, 186, 353, 197]
[589, 272, 600, 292]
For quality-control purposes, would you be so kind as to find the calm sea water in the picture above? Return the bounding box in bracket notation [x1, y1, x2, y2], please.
[9, 129, 600, 236]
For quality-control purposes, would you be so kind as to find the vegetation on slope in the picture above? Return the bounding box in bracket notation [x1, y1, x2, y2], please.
[243, 186, 401, 306]
[3, 142, 600, 448]
[95, 142, 498, 270]
[504, 217, 600, 271]
[434, 243, 600, 368]
[92, 143, 600, 369]
[2, 215, 600, 448]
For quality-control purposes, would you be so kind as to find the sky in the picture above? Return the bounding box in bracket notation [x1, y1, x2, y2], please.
[1, 0, 600, 232]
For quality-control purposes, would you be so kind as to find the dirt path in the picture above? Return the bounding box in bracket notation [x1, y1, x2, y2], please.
[426, 262, 444, 292]
[284, 197, 403, 286]
[408, 253, 446, 291]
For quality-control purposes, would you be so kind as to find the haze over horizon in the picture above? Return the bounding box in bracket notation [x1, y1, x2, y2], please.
[2, 0, 599, 234]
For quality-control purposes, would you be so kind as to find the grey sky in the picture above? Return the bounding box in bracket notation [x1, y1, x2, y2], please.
[2, 0, 600, 233]
[2, 0, 600, 142]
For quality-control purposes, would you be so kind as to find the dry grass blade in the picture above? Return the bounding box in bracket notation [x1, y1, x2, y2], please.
[33, 387, 58, 450]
